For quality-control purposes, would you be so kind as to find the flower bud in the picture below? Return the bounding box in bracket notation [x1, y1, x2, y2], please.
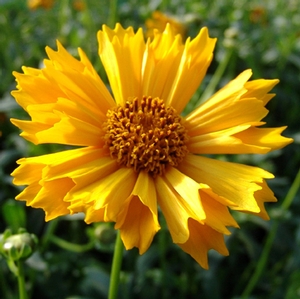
[93, 224, 116, 252]
[0, 229, 38, 261]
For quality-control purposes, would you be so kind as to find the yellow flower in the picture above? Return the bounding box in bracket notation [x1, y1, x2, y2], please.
[27, 0, 54, 10]
[73, 0, 86, 11]
[249, 6, 267, 24]
[11, 24, 292, 269]
[145, 11, 187, 39]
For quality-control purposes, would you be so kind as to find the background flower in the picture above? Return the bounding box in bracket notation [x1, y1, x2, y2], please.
[145, 11, 187, 39]
[27, 0, 54, 10]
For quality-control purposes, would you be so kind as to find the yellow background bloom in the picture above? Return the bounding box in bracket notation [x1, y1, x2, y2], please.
[27, 0, 54, 10]
[145, 11, 187, 39]
[11, 24, 292, 269]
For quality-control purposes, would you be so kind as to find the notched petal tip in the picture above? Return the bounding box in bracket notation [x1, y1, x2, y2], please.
[116, 196, 160, 255]
[115, 172, 160, 254]
[177, 219, 229, 269]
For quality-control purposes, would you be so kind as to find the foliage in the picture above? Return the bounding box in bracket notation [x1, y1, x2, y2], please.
[1, 0, 299, 298]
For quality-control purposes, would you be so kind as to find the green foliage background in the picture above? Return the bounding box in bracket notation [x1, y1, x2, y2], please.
[0, 0, 299, 298]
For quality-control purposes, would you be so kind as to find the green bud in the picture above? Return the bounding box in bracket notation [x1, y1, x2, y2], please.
[223, 27, 239, 49]
[93, 223, 116, 252]
[94, 224, 116, 245]
[0, 229, 38, 261]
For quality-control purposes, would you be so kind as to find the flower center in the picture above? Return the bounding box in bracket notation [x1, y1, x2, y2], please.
[103, 96, 189, 176]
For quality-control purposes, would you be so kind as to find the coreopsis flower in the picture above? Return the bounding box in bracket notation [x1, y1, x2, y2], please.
[27, 0, 54, 10]
[145, 11, 187, 39]
[11, 24, 292, 268]
[73, 0, 86, 11]
[249, 6, 267, 24]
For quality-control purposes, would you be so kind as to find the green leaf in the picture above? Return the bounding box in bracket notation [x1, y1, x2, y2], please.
[2, 199, 26, 232]
[285, 271, 300, 299]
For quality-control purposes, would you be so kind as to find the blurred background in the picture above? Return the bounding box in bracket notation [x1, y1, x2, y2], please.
[0, 0, 299, 298]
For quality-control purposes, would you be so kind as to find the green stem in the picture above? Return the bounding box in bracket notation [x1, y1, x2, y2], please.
[17, 260, 28, 299]
[241, 168, 300, 298]
[241, 221, 278, 299]
[159, 219, 168, 299]
[40, 219, 59, 252]
[0, 262, 13, 299]
[196, 48, 233, 106]
[161, 0, 169, 10]
[108, 0, 118, 28]
[49, 235, 95, 253]
[281, 168, 300, 210]
[108, 230, 124, 299]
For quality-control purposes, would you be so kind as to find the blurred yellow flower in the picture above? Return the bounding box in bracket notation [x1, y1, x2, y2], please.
[73, 0, 86, 11]
[249, 6, 267, 24]
[146, 11, 186, 38]
[27, 0, 54, 10]
[11, 24, 292, 268]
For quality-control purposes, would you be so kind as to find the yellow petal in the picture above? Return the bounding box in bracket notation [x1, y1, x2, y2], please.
[178, 155, 274, 213]
[31, 178, 74, 221]
[187, 125, 292, 154]
[11, 69, 63, 109]
[64, 165, 134, 218]
[67, 168, 137, 220]
[116, 196, 159, 254]
[15, 183, 42, 204]
[142, 26, 216, 114]
[98, 24, 145, 105]
[115, 171, 160, 253]
[83, 168, 138, 221]
[242, 180, 277, 220]
[186, 97, 267, 136]
[155, 176, 189, 243]
[116, 171, 159, 228]
[12, 158, 46, 186]
[185, 70, 285, 155]
[186, 69, 252, 123]
[11, 147, 118, 220]
[42, 62, 111, 119]
[142, 25, 184, 102]
[11, 41, 114, 145]
[200, 186, 239, 234]
[165, 27, 216, 113]
[46, 41, 114, 111]
[15, 176, 73, 221]
[51, 155, 117, 188]
[84, 206, 105, 224]
[233, 126, 293, 152]
[243, 78, 279, 104]
[164, 167, 206, 220]
[12, 113, 103, 146]
[156, 169, 206, 244]
[187, 125, 259, 154]
[12, 147, 106, 184]
[178, 219, 229, 269]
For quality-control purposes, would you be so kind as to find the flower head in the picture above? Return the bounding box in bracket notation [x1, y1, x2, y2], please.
[11, 24, 292, 268]
[27, 0, 54, 10]
[145, 11, 187, 39]
[73, 0, 86, 11]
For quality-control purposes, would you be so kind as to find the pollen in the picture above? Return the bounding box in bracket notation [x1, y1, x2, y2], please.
[103, 96, 189, 176]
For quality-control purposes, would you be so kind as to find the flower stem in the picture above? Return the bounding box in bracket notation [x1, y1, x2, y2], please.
[17, 260, 28, 299]
[108, 0, 118, 28]
[241, 168, 300, 298]
[281, 168, 300, 211]
[196, 47, 233, 106]
[48, 235, 94, 253]
[108, 230, 124, 299]
[40, 219, 59, 252]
